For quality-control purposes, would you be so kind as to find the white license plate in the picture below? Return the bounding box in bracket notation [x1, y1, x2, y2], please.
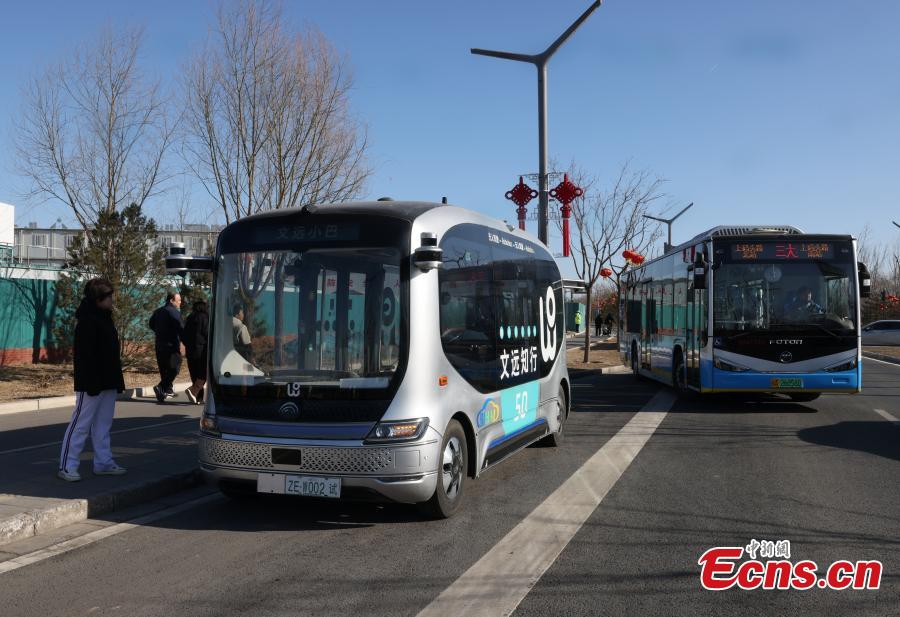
[257, 473, 341, 498]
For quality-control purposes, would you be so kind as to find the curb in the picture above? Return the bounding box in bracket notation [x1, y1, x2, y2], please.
[862, 351, 900, 366]
[601, 365, 632, 375]
[0, 381, 193, 417]
[0, 468, 203, 547]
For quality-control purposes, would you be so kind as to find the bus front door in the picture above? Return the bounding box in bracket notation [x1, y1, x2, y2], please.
[686, 287, 705, 389]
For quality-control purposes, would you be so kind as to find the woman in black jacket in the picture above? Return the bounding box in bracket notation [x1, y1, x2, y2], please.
[183, 300, 209, 405]
[58, 278, 127, 482]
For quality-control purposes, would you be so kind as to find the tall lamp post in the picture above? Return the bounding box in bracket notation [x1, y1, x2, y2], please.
[643, 202, 694, 253]
[472, 1, 602, 246]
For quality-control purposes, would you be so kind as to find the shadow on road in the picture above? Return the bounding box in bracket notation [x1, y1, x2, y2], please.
[797, 421, 900, 462]
[670, 394, 819, 414]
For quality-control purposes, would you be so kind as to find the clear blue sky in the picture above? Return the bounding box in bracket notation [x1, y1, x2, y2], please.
[2, 0, 899, 263]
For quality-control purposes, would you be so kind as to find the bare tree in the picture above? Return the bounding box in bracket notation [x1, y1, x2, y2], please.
[15, 27, 173, 229]
[183, 1, 369, 224]
[558, 162, 665, 362]
[183, 1, 370, 361]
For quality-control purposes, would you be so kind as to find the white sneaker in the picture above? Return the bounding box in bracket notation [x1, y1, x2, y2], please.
[94, 464, 127, 476]
[185, 388, 198, 404]
[58, 469, 81, 482]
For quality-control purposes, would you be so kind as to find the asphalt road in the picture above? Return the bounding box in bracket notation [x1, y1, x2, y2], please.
[1, 359, 897, 617]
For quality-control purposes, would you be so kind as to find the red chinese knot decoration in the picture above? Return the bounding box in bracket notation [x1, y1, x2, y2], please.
[550, 173, 583, 257]
[505, 176, 538, 231]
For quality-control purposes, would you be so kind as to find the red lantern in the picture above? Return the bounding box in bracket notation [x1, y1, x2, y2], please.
[600, 267, 613, 278]
[622, 249, 635, 263]
[632, 254, 645, 265]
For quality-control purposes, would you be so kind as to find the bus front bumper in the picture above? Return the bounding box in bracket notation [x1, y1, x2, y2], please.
[707, 366, 860, 393]
[199, 435, 440, 504]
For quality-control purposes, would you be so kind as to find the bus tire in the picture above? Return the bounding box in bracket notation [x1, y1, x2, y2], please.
[788, 393, 820, 402]
[418, 419, 467, 519]
[631, 342, 643, 380]
[540, 386, 567, 447]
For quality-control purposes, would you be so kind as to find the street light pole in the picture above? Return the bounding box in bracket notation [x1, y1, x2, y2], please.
[472, 0, 603, 246]
[643, 203, 694, 253]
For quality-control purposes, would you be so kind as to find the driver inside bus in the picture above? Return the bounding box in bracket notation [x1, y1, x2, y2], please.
[784, 286, 824, 318]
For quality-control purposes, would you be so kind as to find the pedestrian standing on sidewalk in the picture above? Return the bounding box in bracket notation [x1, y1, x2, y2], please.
[58, 278, 127, 482]
[594, 311, 602, 337]
[574, 309, 582, 334]
[183, 299, 209, 405]
[149, 292, 184, 403]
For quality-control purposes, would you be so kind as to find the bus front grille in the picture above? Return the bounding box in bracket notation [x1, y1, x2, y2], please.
[200, 437, 395, 474]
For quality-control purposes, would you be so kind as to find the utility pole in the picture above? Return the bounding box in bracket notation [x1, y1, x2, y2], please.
[472, 1, 602, 246]
[643, 203, 694, 253]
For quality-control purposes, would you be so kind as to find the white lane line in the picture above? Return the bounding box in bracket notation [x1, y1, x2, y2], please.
[417, 389, 676, 617]
[863, 356, 900, 369]
[0, 493, 223, 575]
[873, 409, 900, 424]
[0, 417, 197, 456]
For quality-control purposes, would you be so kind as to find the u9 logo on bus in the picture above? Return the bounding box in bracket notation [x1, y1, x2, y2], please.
[540, 285, 558, 363]
[287, 382, 301, 397]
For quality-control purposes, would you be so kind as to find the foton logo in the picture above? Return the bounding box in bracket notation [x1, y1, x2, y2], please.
[539, 286, 558, 363]
[770, 339, 803, 345]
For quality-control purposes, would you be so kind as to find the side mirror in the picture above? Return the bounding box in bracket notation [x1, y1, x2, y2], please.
[692, 251, 707, 290]
[857, 262, 871, 298]
[413, 232, 442, 272]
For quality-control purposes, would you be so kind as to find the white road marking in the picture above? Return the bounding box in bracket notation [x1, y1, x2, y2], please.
[0, 493, 222, 575]
[417, 389, 676, 617]
[863, 356, 900, 368]
[873, 409, 899, 424]
[0, 417, 196, 456]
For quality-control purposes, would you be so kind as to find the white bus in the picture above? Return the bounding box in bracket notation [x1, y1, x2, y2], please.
[168, 201, 570, 517]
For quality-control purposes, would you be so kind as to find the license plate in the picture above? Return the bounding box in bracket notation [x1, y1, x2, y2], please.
[771, 378, 803, 389]
[256, 473, 341, 498]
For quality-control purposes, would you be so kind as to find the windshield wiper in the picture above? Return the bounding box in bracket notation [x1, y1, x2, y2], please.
[776, 322, 841, 340]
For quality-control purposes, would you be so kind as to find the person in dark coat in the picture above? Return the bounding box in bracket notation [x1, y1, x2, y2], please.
[183, 300, 209, 405]
[58, 278, 127, 481]
[594, 312, 602, 337]
[604, 313, 614, 336]
[149, 292, 184, 403]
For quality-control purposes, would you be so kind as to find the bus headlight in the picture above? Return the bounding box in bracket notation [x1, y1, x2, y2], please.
[365, 418, 429, 443]
[713, 358, 751, 372]
[824, 357, 858, 372]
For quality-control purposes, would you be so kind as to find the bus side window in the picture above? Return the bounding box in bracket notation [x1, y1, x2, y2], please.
[439, 226, 497, 392]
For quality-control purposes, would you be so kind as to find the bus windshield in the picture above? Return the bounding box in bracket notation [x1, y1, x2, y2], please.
[713, 259, 857, 336]
[212, 247, 403, 390]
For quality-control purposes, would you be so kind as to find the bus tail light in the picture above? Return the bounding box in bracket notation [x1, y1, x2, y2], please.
[365, 418, 429, 443]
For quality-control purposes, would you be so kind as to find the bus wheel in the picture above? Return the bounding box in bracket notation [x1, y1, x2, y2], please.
[540, 386, 567, 447]
[788, 393, 820, 402]
[419, 419, 467, 519]
[631, 343, 642, 380]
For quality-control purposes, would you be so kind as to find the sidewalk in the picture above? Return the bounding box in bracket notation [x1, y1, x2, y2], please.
[0, 394, 202, 547]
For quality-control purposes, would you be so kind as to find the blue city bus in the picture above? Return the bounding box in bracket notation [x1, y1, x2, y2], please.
[619, 225, 871, 399]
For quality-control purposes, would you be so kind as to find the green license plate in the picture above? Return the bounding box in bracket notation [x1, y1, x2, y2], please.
[771, 378, 803, 389]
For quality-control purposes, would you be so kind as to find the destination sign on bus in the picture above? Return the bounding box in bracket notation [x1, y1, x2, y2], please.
[730, 242, 834, 261]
